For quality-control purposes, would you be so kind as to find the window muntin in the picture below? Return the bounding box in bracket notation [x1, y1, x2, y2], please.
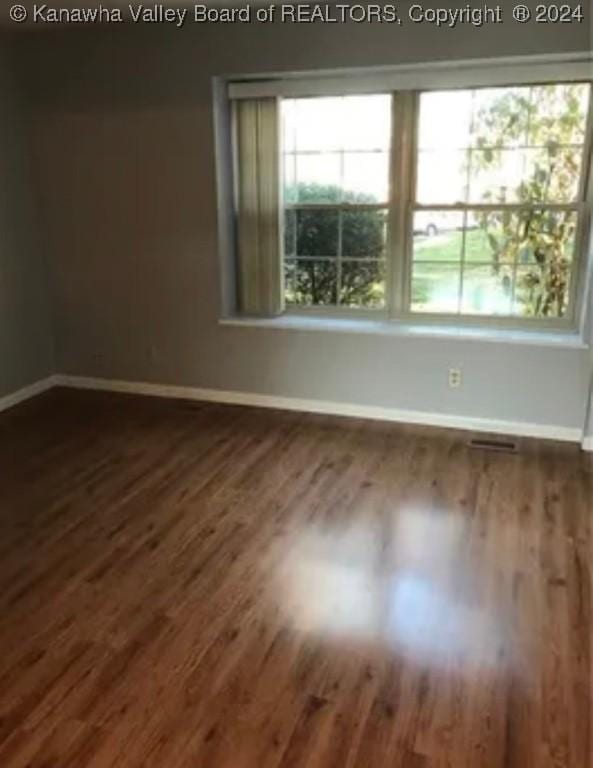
[276, 82, 591, 324]
[412, 84, 591, 319]
[282, 95, 391, 309]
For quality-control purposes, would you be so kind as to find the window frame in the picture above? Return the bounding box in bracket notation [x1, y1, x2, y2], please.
[281, 95, 392, 313]
[281, 82, 593, 330]
[226, 55, 593, 332]
[396, 83, 593, 330]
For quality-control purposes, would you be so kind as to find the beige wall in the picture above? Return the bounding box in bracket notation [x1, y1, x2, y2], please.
[18, 9, 593, 431]
[0, 36, 53, 397]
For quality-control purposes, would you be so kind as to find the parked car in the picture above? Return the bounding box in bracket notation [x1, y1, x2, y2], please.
[414, 211, 463, 237]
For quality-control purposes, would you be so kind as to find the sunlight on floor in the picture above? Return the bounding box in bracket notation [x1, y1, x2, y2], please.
[277, 507, 506, 667]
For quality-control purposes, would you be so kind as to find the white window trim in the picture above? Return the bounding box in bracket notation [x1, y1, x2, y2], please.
[392, 86, 593, 331]
[218, 314, 588, 350]
[228, 52, 593, 99]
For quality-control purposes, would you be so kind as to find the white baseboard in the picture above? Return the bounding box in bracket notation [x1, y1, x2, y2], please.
[0, 375, 58, 415]
[582, 437, 593, 452]
[53, 374, 582, 444]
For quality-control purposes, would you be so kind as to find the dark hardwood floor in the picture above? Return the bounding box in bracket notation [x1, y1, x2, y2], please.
[0, 387, 590, 767]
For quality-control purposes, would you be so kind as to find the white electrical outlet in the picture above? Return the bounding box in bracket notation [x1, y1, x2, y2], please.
[449, 368, 462, 389]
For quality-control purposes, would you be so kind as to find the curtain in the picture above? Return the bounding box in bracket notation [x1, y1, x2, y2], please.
[234, 98, 283, 317]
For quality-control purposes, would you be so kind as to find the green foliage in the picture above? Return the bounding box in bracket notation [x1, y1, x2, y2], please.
[285, 184, 386, 307]
[472, 84, 587, 318]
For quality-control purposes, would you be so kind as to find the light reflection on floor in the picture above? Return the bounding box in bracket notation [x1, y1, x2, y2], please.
[277, 507, 505, 667]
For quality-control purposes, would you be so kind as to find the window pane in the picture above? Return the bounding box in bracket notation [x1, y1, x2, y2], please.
[341, 96, 391, 150]
[524, 147, 583, 203]
[468, 147, 583, 204]
[469, 149, 526, 204]
[411, 263, 461, 314]
[476, 208, 577, 267]
[416, 145, 584, 205]
[512, 209, 577, 319]
[416, 150, 468, 205]
[282, 94, 392, 205]
[464, 210, 520, 265]
[461, 264, 513, 315]
[287, 260, 337, 306]
[418, 91, 473, 150]
[527, 84, 590, 146]
[343, 152, 389, 203]
[281, 95, 392, 312]
[417, 84, 590, 208]
[294, 154, 341, 202]
[340, 261, 386, 308]
[471, 85, 589, 204]
[413, 212, 464, 261]
[343, 209, 387, 258]
[414, 211, 464, 262]
[414, 212, 518, 267]
[295, 209, 339, 257]
[288, 98, 345, 152]
[283, 95, 392, 153]
[410, 208, 578, 317]
[471, 87, 531, 148]
[413, 83, 588, 320]
[514, 264, 571, 319]
[516, 209, 577, 264]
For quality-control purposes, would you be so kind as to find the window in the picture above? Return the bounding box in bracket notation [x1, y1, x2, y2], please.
[412, 85, 591, 319]
[231, 74, 592, 328]
[282, 96, 391, 309]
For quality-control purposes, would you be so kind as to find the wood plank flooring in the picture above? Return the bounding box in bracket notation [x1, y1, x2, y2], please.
[0, 387, 590, 767]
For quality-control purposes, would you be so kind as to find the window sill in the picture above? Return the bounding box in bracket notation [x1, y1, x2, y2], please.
[219, 314, 588, 349]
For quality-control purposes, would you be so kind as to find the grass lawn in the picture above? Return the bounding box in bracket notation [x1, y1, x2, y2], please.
[413, 228, 495, 263]
[412, 229, 513, 313]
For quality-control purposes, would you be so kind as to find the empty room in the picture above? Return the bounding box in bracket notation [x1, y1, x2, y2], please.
[0, 2, 591, 766]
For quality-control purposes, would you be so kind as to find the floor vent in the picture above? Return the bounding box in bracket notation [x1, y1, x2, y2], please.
[468, 437, 519, 453]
